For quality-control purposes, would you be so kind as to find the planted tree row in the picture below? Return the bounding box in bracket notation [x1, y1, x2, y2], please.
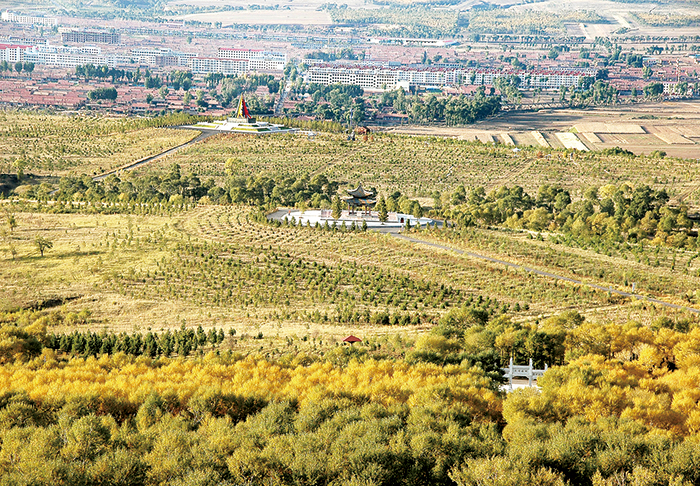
[45, 326, 229, 358]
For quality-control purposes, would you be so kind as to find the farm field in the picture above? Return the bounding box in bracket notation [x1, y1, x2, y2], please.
[2, 203, 696, 339]
[385, 100, 700, 160]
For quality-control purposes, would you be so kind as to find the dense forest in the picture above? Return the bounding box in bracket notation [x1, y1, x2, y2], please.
[0, 307, 699, 485]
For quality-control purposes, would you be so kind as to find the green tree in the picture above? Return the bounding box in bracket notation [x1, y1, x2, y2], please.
[644, 82, 663, 98]
[376, 196, 388, 223]
[34, 236, 53, 257]
[331, 196, 343, 220]
[4, 212, 16, 233]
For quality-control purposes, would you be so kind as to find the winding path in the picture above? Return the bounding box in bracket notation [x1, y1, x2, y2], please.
[393, 234, 700, 315]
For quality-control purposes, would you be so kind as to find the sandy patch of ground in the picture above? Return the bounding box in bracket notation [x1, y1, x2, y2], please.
[573, 123, 645, 134]
[556, 132, 590, 151]
[531, 131, 550, 148]
[651, 127, 695, 145]
[379, 101, 700, 159]
[500, 133, 515, 145]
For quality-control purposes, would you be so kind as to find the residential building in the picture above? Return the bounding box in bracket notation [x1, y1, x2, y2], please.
[217, 48, 286, 71]
[306, 63, 595, 90]
[61, 30, 121, 45]
[0, 44, 32, 63]
[188, 57, 249, 75]
[1, 11, 57, 26]
[23, 45, 128, 68]
[130, 47, 195, 67]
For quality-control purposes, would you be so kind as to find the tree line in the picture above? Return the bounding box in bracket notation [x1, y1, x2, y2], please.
[0, 61, 34, 76]
[438, 182, 696, 249]
[45, 326, 229, 358]
[377, 87, 501, 125]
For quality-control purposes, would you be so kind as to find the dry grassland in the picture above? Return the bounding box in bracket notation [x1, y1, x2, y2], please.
[2, 204, 696, 351]
[149, 130, 700, 205]
[0, 113, 194, 177]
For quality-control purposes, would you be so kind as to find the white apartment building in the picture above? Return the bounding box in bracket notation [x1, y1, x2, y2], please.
[307, 64, 595, 90]
[217, 48, 286, 71]
[22, 45, 128, 68]
[468, 69, 595, 89]
[306, 64, 460, 89]
[0, 44, 32, 63]
[1, 11, 57, 26]
[188, 57, 249, 75]
[130, 47, 196, 67]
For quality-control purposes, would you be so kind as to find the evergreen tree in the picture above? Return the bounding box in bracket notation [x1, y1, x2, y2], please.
[332, 196, 343, 220]
[376, 196, 388, 223]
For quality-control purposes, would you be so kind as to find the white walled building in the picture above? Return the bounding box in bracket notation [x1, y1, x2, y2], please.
[130, 47, 195, 67]
[22, 45, 128, 68]
[306, 63, 595, 90]
[217, 48, 286, 71]
[188, 47, 286, 75]
[0, 44, 32, 63]
[188, 57, 249, 75]
[1, 11, 57, 26]
[468, 69, 595, 89]
[307, 64, 461, 89]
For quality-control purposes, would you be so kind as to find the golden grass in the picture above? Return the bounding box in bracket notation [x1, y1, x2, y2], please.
[2, 205, 696, 342]
[143, 131, 700, 205]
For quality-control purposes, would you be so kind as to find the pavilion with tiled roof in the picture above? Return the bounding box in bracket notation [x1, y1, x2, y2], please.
[344, 183, 376, 214]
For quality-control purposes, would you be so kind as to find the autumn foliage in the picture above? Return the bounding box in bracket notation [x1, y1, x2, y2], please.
[1, 307, 700, 484]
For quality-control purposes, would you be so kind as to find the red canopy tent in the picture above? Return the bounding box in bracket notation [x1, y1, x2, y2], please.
[343, 335, 362, 344]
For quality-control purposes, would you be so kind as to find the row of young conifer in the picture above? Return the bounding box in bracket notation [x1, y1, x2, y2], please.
[44, 326, 230, 358]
